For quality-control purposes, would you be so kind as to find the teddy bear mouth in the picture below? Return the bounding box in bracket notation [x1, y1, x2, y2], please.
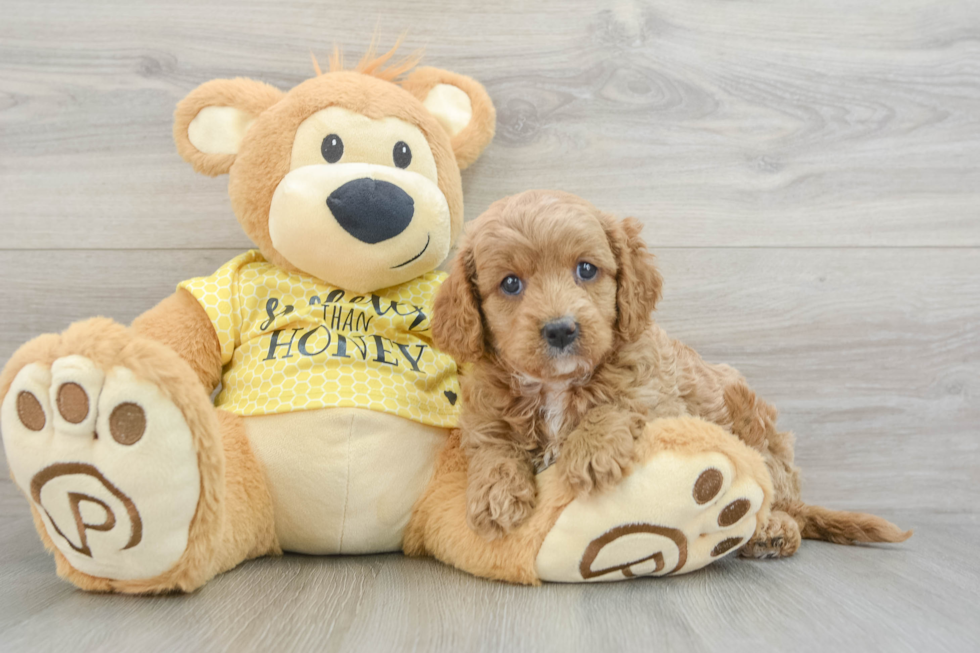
[391, 233, 431, 269]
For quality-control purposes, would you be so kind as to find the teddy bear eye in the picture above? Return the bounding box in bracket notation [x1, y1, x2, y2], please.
[500, 275, 523, 296]
[321, 134, 344, 163]
[576, 261, 598, 281]
[393, 141, 412, 169]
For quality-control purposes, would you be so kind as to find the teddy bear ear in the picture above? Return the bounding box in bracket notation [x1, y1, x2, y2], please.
[173, 78, 285, 177]
[401, 67, 496, 170]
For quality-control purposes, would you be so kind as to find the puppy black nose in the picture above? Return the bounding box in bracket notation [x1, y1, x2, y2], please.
[326, 178, 414, 244]
[541, 318, 579, 350]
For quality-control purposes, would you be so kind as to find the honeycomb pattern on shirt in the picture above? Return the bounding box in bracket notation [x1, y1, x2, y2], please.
[178, 250, 460, 428]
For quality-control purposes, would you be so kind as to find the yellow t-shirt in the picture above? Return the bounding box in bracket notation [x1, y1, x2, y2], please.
[178, 250, 460, 427]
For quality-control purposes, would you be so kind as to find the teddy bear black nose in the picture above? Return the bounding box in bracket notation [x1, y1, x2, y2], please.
[326, 178, 415, 244]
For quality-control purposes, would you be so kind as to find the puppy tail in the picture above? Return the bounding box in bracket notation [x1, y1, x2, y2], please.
[783, 501, 912, 545]
[723, 383, 912, 546]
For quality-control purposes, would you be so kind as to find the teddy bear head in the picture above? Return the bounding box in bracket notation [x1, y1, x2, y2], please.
[173, 47, 495, 293]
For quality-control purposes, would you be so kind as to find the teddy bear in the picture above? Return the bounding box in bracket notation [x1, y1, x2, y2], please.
[0, 45, 774, 592]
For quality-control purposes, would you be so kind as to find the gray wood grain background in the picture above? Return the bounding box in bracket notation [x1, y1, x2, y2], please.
[1, 0, 978, 651]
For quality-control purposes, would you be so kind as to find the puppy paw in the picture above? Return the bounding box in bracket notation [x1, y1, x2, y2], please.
[558, 413, 641, 497]
[739, 510, 801, 559]
[467, 470, 537, 541]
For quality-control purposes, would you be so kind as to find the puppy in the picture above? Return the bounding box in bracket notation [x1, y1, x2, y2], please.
[432, 189, 910, 557]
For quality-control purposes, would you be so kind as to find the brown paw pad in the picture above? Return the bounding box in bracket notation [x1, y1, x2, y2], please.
[16, 391, 46, 431]
[718, 498, 751, 527]
[109, 403, 146, 446]
[693, 468, 723, 504]
[710, 536, 745, 557]
[57, 382, 90, 424]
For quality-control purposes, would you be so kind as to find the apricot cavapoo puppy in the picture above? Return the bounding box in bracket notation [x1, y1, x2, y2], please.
[432, 189, 910, 558]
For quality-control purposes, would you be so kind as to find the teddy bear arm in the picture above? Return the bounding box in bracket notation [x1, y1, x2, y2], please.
[131, 288, 223, 392]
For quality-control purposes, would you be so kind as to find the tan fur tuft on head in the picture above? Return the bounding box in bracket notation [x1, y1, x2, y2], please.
[312, 37, 423, 82]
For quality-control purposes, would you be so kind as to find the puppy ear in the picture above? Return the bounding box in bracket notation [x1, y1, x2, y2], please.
[611, 217, 663, 342]
[401, 67, 496, 170]
[174, 78, 285, 177]
[432, 241, 485, 362]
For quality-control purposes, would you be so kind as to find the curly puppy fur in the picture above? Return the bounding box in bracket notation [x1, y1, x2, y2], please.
[432, 190, 912, 554]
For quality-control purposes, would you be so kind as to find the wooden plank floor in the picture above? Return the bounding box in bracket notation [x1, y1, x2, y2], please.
[1, 0, 978, 651]
[0, 505, 976, 653]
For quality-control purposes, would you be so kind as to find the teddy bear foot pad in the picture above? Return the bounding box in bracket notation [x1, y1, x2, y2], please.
[2, 350, 201, 581]
[535, 442, 765, 582]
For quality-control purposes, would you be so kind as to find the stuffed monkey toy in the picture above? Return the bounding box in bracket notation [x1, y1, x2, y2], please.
[0, 46, 773, 592]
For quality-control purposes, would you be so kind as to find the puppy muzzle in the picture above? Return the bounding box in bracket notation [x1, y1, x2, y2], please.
[541, 317, 580, 353]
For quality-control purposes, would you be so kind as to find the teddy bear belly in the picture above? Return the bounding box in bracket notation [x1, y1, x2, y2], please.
[242, 407, 448, 555]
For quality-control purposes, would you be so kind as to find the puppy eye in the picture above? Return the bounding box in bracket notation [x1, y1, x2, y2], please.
[500, 275, 524, 296]
[393, 141, 412, 169]
[321, 134, 344, 163]
[576, 261, 599, 281]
